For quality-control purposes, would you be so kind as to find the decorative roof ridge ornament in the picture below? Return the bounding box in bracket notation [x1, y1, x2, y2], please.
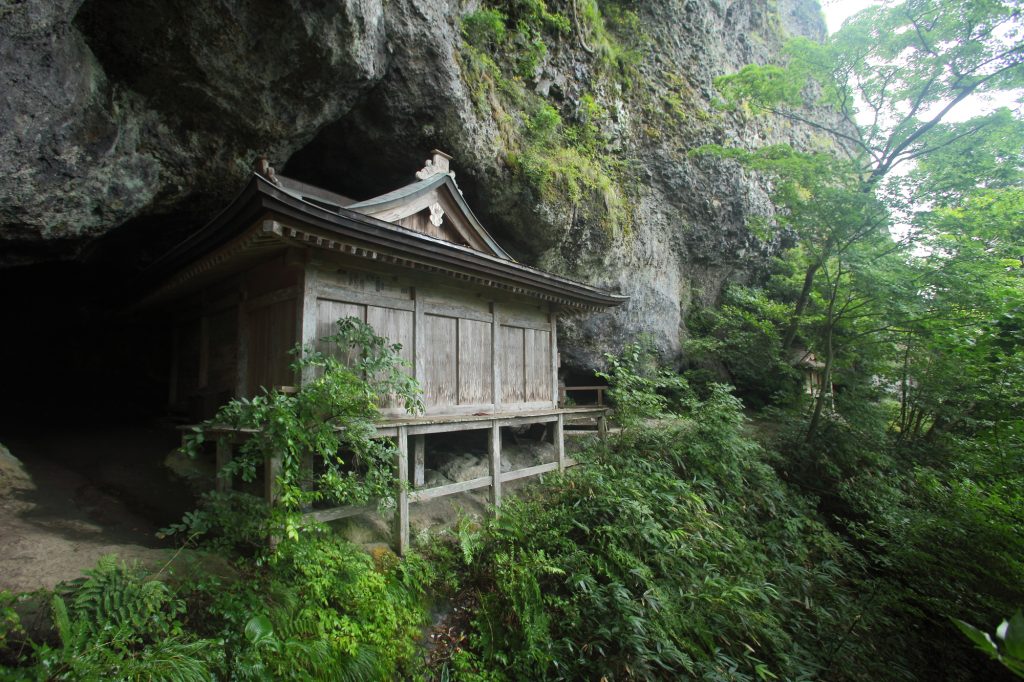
[415, 149, 456, 182]
[254, 155, 282, 186]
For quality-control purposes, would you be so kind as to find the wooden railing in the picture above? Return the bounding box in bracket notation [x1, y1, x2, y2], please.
[558, 385, 607, 407]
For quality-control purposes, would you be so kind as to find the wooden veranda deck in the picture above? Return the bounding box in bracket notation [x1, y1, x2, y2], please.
[184, 406, 609, 553]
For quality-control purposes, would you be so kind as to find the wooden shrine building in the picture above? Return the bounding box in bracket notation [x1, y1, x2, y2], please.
[140, 151, 626, 552]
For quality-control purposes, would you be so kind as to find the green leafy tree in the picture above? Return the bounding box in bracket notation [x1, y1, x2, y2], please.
[177, 317, 422, 544]
[715, 0, 1024, 353]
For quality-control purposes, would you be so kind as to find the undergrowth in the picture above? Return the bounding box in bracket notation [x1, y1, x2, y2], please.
[427, 386, 859, 680]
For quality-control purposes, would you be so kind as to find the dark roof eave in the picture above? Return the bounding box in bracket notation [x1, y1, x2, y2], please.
[146, 175, 628, 309]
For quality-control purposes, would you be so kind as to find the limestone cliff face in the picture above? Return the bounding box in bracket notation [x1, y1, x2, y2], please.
[0, 0, 826, 371]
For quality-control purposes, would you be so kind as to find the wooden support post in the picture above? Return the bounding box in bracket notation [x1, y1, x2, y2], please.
[555, 413, 566, 472]
[215, 439, 233, 493]
[299, 266, 319, 387]
[264, 453, 281, 507]
[394, 426, 410, 555]
[489, 422, 502, 508]
[413, 435, 425, 488]
[598, 413, 608, 439]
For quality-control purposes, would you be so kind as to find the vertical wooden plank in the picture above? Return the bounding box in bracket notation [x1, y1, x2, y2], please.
[299, 267, 319, 387]
[489, 422, 502, 508]
[550, 309, 559, 404]
[316, 299, 365, 363]
[395, 426, 410, 555]
[207, 308, 239, 393]
[414, 288, 425, 387]
[235, 293, 249, 398]
[413, 435, 425, 487]
[168, 326, 180, 406]
[598, 413, 609, 439]
[215, 439, 233, 493]
[424, 315, 458, 409]
[525, 328, 551, 402]
[198, 315, 210, 389]
[501, 326, 526, 404]
[491, 303, 502, 411]
[556, 413, 565, 472]
[367, 306, 415, 366]
[458, 318, 492, 404]
[247, 298, 298, 394]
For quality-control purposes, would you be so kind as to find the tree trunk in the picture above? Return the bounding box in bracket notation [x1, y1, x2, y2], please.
[805, 327, 834, 442]
[782, 260, 820, 351]
[806, 263, 839, 442]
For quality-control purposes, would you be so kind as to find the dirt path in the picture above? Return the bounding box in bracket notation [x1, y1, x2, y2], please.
[0, 430, 188, 593]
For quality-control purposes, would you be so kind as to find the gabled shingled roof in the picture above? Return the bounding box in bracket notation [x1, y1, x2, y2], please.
[142, 157, 627, 312]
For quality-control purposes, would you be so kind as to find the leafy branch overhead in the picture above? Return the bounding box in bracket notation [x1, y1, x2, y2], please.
[716, 0, 1024, 183]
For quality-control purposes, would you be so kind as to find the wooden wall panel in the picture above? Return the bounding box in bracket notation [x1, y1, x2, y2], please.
[244, 258, 300, 298]
[367, 306, 414, 367]
[368, 305, 415, 412]
[315, 299, 365, 360]
[247, 298, 297, 394]
[176, 319, 201, 404]
[207, 307, 238, 392]
[458, 319, 492, 404]
[424, 314, 458, 408]
[524, 328, 552, 402]
[500, 325, 526, 404]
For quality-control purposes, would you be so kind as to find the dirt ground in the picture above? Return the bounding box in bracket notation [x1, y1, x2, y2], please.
[0, 427, 189, 594]
[0, 426, 595, 595]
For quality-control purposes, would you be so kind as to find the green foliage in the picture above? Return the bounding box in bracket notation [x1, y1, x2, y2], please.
[173, 317, 421, 544]
[0, 592, 22, 653]
[0, 321, 431, 678]
[955, 611, 1024, 678]
[204, 532, 425, 680]
[28, 557, 223, 680]
[716, 1, 1024, 183]
[457, 0, 637, 238]
[432, 388, 858, 680]
[461, 9, 508, 51]
[572, 0, 644, 80]
[596, 337, 691, 427]
[685, 284, 797, 406]
[507, 93, 633, 237]
[461, 0, 568, 80]
[4, 535, 429, 680]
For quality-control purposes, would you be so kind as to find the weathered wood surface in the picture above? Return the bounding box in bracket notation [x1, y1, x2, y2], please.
[556, 413, 566, 472]
[306, 503, 379, 523]
[394, 426, 410, 555]
[408, 475, 493, 502]
[247, 297, 297, 396]
[424, 314, 458, 408]
[190, 406, 610, 555]
[215, 440, 233, 493]
[524, 328, 551, 402]
[488, 423, 501, 507]
[501, 461, 559, 482]
[501, 325, 526, 404]
[458, 318, 492, 405]
[413, 435, 425, 487]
